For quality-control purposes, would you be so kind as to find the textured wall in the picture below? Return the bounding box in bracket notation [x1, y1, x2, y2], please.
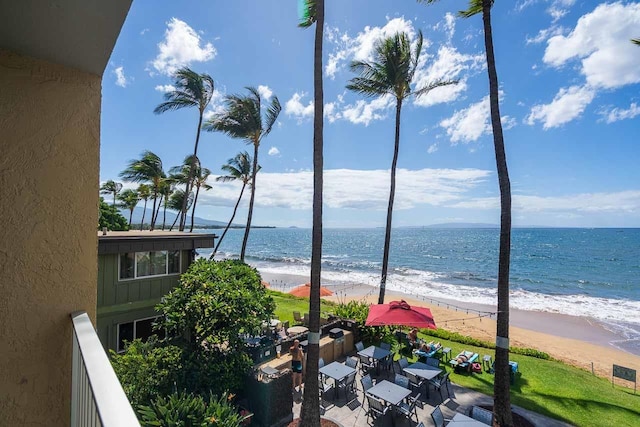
[0, 49, 101, 426]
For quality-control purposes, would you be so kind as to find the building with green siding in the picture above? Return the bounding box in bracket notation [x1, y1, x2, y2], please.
[97, 231, 216, 352]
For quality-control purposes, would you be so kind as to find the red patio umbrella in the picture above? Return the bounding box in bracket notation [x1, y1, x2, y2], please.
[288, 283, 333, 297]
[365, 300, 437, 329]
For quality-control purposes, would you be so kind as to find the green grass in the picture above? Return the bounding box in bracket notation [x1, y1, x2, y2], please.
[270, 290, 640, 426]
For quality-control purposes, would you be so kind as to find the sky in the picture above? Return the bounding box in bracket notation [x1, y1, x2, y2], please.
[101, 0, 640, 228]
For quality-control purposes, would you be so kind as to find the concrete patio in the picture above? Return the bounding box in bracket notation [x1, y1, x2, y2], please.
[291, 354, 573, 427]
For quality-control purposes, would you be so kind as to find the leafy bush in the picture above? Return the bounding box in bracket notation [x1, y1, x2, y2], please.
[98, 197, 129, 231]
[334, 300, 394, 344]
[138, 391, 249, 427]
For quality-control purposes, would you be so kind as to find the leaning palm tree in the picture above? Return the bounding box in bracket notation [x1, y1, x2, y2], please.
[100, 180, 123, 206]
[137, 184, 151, 231]
[419, 1, 513, 424]
[189, 165, 212, 232]
[119, 151, 166, 230]
[298, 0, 324, 424]
[346, 31, 456, 305]
[154, 68, 215, 231]
[167, 189, 194, 231]
[209, 152, 254, 259]
[117, 189, 140, 225]
[158, 179, 175, 230]
[203, 87, 281, 261]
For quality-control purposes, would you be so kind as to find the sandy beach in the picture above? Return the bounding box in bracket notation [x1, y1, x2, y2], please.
[261, 271, 640, 384]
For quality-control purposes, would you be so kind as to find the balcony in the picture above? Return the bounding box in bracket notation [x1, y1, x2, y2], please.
[71, 312, 140, 427]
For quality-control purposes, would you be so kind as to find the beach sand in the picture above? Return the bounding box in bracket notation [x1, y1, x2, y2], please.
[261, 271, 640, 384]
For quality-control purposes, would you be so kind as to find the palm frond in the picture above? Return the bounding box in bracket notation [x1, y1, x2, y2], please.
[154, 98, 198, 114]
[632, 38, 640, 46]
[458, 0, 489, 18]
[346, 77, 391, 97]
[298, 0, 316, 28]
[263, 97, 282, 137]
[412, 79, 459, 99]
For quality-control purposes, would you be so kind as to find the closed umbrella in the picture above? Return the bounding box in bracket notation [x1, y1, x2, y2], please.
[365, 300, 436, 329]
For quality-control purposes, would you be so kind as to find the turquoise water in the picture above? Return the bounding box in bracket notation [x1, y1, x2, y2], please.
[198, 227, 640, 354]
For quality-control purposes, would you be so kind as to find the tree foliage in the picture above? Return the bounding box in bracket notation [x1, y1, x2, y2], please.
[98, 197, 129, 231]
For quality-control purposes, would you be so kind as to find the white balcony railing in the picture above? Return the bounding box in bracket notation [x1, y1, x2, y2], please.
[71, 311, 140, 426]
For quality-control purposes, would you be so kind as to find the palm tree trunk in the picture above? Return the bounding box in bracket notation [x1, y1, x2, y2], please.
[150, 188, 158, 230]
[378, 99, 402, 305]
[169, 212, 180, 231]
[140, 199, 148, 231]
[180, 113, 204, 231]
[113, 192, 117, 207]
[189, 184, 201, 232]
[300, 1, 324, 424]
[210, 183, 246, 259]
[162, 202, 167, 230]
[482, 1, 513, 425]
[129, 208, 134, 225]
[240, 143, 259, 261]
[152, 194, 163, 230]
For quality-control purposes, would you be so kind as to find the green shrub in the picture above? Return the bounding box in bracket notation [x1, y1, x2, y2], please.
[138, 391, 249, 427]
[334, 300, 395, 344]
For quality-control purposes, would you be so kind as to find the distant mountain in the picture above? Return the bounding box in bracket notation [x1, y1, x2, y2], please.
[119, 207, 241, 228]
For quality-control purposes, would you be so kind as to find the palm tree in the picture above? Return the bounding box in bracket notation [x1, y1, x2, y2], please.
[158, 179, 175, 230]
[119, 151, 166, 230]
[189, 164, 212, 232]
[117, 189, 140, 225]
[346, 31, 456, 305]
[298, 0, 324, 424]
[419, 1, 513, 424]
[100, 180, 123, 206]
[203, 88, 281, 261]
[209, 152, 254, 259]
[632, 38, 640, 45]
[154, 68, 215, 231]
[167, 190, 193, 231]
[137, 184, 151, 231]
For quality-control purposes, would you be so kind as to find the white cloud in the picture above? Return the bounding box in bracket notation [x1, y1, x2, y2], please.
[526, 85, 595, 129]
[268, 146, 280, 156]
[526, 25, 566, 44]
[284, 92, 314, 122]
[516, 0, 576, 21]
[427, 143, 438, 154]
[543, 2, 640, 89]
[440, 93, 515, 143]
[140, 28, 149, 36]
[113, 66, 128, 87]
[257, 85, 273, 101]
[197, 167, 492, 211]
[202, 88, 227, 120]
[599, 103, 640, 124]
[324, 102, 340, 123]
[154, 84, 176, 93]
[151, 18, 216, 75]
[341, 94, 394, 126]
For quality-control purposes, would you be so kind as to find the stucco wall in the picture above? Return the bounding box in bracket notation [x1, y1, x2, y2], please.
[0, 49, 101, 426]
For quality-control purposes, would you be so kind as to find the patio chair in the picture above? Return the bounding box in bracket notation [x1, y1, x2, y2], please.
[395, 393, 421, 424]
[405, 370, 426, 395]
[398, 357, 409, 370]
[449, 350, 478, 372]
[336, 371, 357, 400]
[380, 342, 391, 351]
[428, 371, 451, 402]
[355, 341, 365, 352]
[379, 352, 394, 371]
[303, 313, 310, 326]
[318, 357, 326, 383]
[430, 405, 446, 427]
[360, 374, 374, 393]
[426, 357, 440, 367]
[394, 373, 410, 389]
[470, 406, 493, 425]
[358, 353, 374, 375]
[319, 377, 334, 402]
[365, 395, 389, 424]
[345, 356, 358, 369]
[293, 311, 303, 325]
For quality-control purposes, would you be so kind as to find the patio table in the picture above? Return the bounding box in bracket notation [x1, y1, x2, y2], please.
[448, 413, 488, 425]
[358, 345, 391, 372]
[403, 361, 442, 397]
[319, 361, 356, 399]
[366, 379, 411, 406]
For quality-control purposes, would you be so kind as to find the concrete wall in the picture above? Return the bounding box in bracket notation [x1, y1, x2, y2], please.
[0, 49, 101, 425]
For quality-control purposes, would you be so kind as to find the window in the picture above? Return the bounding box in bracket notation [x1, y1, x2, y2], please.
[119, 250, 181, 280]
[117, 317, 164, 352]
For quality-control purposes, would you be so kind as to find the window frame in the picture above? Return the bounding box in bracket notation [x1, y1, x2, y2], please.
[116, 316, 163, 353]
[118, 250, 182, 281]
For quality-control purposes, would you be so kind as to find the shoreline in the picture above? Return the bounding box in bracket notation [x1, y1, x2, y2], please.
[260, 270, 640, 381]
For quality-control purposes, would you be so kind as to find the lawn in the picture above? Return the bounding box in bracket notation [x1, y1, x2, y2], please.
[270, 290, 640, 427]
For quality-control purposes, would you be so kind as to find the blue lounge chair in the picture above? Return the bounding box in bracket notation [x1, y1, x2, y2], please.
[449, 350, 479, 372]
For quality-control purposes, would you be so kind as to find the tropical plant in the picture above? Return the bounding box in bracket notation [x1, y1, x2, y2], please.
[154, 68, 215, 231]
[418, 1, 513, 424]
[210, 152, 254, 259]
[100, 180, 123, 206]
[203, 88, 281, 261]
[167, 189, 194, 231]
[298, 0, 324, 423]
[346, 32, 456, 305]
[118, 189, 140, 225]
[136, 184, 151, 230]
[119, 151, 166, 230]
[190, 159, 212, 232]
[138, 391, 249, 427]
[98, 197, 129, 231]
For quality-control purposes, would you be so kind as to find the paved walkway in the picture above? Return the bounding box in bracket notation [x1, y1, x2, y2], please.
[291, 356, 573, 427]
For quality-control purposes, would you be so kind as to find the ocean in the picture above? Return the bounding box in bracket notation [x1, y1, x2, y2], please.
[196, 227, 640, 355]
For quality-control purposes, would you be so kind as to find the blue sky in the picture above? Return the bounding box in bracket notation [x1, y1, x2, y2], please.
[101, 0, 640, 228]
